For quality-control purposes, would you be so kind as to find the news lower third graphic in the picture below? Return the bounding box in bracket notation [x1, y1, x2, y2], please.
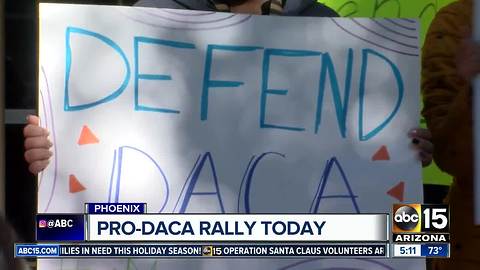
[392, 204, 449, 233]
[391, 204, 450, 258]
[85, 213, 387, 242]
[393, 244, 449, 258]
[16, 203, 451, 258]
[85, 203, 147, 214]
[36, 214, 85, 241]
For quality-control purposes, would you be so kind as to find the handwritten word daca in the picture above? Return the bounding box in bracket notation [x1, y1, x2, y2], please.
[110, 147, 360, 214]
[65, 26, 404, 140]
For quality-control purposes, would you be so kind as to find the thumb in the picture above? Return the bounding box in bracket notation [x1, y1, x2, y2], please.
[27, 115, 40, 126]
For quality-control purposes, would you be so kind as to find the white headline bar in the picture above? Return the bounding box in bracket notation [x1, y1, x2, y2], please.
[87, 214, 388, 242]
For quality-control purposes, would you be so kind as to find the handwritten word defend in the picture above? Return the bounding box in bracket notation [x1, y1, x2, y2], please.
[64, 26, 404, 141]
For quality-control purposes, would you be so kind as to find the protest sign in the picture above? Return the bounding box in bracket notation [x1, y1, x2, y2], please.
[39, 3, 422, 269]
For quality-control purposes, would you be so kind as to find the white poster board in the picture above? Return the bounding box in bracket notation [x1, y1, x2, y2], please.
[38, 3, 423, 269]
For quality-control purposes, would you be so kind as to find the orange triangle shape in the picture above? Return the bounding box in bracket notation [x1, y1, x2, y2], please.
[387, 181, 405, 202]
[69, 174, 86, 193]
[77, 125, 99, 145]
[372, 145, 390, 161]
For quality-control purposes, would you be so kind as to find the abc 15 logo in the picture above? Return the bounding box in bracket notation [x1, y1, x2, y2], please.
[392, 204, 449, 233]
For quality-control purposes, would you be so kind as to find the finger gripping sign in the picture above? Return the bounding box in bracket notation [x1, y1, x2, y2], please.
[39, 3, 423, 270]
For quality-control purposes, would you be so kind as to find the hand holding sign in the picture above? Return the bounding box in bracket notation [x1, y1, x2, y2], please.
[408, 128, 433, 167]
[23, 115, 52, 174]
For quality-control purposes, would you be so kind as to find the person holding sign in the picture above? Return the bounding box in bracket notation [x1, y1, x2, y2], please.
[422, 0, 480, 269]
[23, 0, 434, 174]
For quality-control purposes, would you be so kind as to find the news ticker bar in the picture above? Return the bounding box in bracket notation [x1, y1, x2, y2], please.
[393, 244, 450, 258]
[16, 243, 450, 258]
[15, 243, 388, 258]
[37, 213, 389, 242]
